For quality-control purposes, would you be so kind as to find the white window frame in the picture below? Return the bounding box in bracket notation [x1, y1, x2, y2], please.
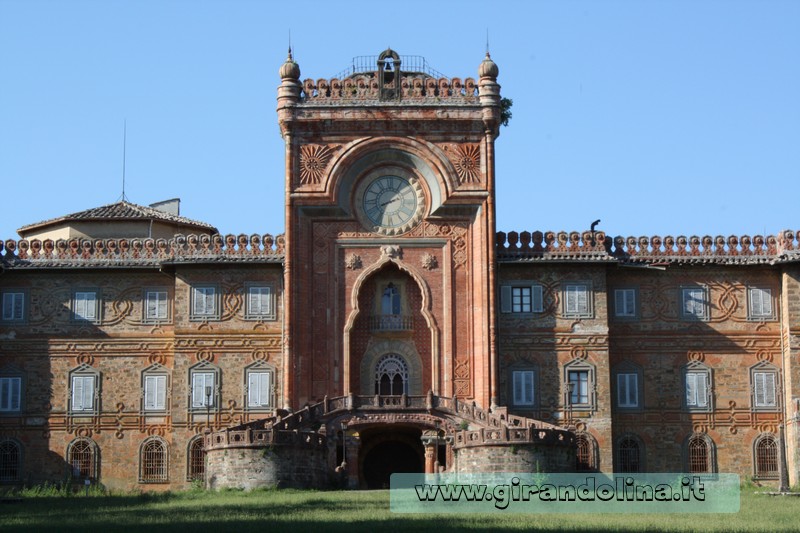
[683, 364, 712, 411]
[613, 288, 638, 319]
[751, 363, 780, 411]
[244, 284, 275, 320]
[144, 289, 170, 323]
[565, 359, 596, 409]
[70, 373, 98, 413]
[246, 368, 273, 409]
[563, 283, 592, 318]
[189, 363, 219, 410]
[0, 376, 22, 413]
[681, 286, 709, 321]
[143, 374, 168, 412]
[1, 291, 26, 322]
[500, 283, 544, 314]
[511, 369, 536, 407]
[748, 287, 774, 320]
[617, 372, 639, 408]
[72, 290, 100, 323]
[190, 286, 219, 321]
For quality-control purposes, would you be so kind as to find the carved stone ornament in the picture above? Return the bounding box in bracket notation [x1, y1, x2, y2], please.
[299, 144, 335, 185]
[421, 252, 438, 270]
[452, 144, 481, 184]
[345, 253, 362, 270]
[380, 245, 402, 259]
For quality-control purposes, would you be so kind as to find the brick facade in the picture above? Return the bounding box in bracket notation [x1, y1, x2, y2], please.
[1, 49, 799, 490]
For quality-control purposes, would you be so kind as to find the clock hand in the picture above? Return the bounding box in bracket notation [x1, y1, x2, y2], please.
[379, 197, 400, 208]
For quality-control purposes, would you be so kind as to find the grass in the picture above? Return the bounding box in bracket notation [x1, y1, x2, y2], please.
[1, 486, 798, 532]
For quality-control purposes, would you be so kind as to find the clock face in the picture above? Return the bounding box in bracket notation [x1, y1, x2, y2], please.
[355, 173, 425, 235]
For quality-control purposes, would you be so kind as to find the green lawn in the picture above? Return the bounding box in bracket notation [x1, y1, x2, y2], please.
[0, 487, 797, 532]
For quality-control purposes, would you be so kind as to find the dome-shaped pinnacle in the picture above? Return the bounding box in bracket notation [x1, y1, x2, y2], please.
[279, 47, 301, 80]
[478, 52, 499, 79]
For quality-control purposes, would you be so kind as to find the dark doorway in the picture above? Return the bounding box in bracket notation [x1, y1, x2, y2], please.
[361, 438, 423, 489]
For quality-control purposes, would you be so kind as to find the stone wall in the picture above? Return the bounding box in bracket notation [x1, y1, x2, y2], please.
[454, 443, 574, 474]
[205, 444, 328, 490]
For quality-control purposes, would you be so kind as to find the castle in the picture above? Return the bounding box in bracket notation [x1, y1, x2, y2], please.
[1, 49, 798, 490]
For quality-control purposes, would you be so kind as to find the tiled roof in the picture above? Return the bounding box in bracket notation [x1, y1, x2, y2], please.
[18, 200, 217, 233]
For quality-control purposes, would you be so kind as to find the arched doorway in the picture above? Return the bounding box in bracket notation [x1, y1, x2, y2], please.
[358, 426, 424, 489]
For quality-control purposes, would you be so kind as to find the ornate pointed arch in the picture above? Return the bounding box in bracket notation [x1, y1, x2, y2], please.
[342, 251, 440, 395]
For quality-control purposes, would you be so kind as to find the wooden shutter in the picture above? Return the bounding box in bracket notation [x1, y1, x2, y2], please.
[532, 285, 543, 312]
[83, 293, 97, 320]
[695, 373, 708, 407]
[755, 372, 776, 407]
[500, 285, 512, 313]
[617, 373, 628, 406]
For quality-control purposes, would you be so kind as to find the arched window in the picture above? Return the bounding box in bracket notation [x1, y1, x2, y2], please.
[375, 354, 408, 396]
[0, 439, 21, 481]
[140, 438, 168, 483]
[686, 433, 715, 474]
[187, 437, 205, 482]
[754, 434, 778, 479]
[617, 435, 642, 473]
[67, 438, 97, 480]
[575, 433, 596, 472]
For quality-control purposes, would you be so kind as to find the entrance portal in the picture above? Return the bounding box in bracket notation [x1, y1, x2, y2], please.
[358, 427, 424, 489]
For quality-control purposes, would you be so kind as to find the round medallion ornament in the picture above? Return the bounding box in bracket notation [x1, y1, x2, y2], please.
[354, 172, 425, 235]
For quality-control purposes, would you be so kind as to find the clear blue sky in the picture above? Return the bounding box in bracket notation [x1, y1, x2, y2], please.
[1, 0, 798, 242]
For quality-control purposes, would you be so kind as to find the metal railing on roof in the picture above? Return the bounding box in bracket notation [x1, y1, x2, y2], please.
[333, 55, 447, 80]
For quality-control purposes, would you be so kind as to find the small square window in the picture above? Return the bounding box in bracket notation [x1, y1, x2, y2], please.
[685, 371, 710, 409]
[245, 285, 275, 320]
[748, 288, 773, 320]
[568, 370, 590, 405]
[614, 288, 637, 319]
[511, 370, 535, 407]
[72, 291, 100, 323]
[191, 286, 218, 320]
[144, 374, 167, 411]
[681, 287, 708, 320]
[247, 371, 272, 409]
[753, 371, 777, 409]
[71, 374, 97, 412]
[1, 292, 25, 322]
[500, 284, 543, 314]
[617, 373, 639, 408]
[563, 283, 592, 318]
[191, 372, 216, 408]
[0, 377, 22, 412]
[144, 290, 170, 323]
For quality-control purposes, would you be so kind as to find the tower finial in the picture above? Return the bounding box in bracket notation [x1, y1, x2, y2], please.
[486, 28, 490, 56]
[120, 120, 128, 202]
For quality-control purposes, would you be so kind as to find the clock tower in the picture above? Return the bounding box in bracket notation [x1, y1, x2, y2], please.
[277, 48, 502, 411]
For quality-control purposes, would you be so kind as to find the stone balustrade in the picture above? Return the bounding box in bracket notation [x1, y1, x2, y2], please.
[300, 75, 480, 103]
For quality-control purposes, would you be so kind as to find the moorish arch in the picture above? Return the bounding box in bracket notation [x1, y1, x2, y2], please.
[343, 253, 440, 395]
[359, 341, 424, 396]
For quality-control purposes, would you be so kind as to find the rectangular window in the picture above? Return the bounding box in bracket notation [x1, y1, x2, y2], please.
[748, 288, 773, 319]
[754, 372, 777, 408]
[73, 291, 99, 322]
[144, 375, 167, 411]
[564, 284, 591, 317]
[2, 292, 25, 322]
[245, 286, 274, 319]
[568, 370, 589, 405]
[71, 375, 96, 412]
[191, 372, 215, 408]
[500, 284, 543, 314]
[681, 287, 708, 320]
[247, 372, 272, 408]
[512, 370, 535, 406]
[0, 377, 21, 412]
[685, 371, 709, 408]
[145, 290, 169, 322]
[614, 289, 637, 318]
[617, 373, 639, 408]
[191, 287, 217, 319]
